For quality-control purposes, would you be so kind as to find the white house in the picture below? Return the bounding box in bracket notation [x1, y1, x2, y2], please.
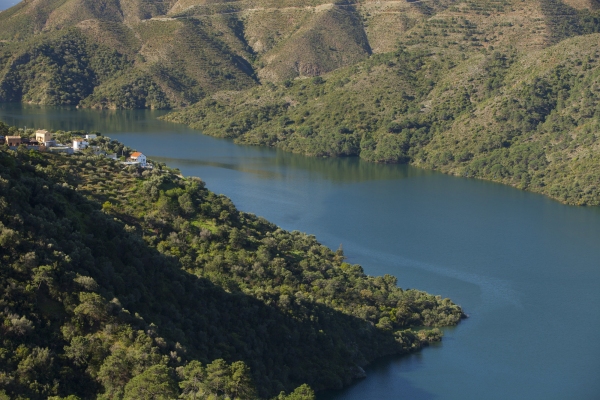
[85, 134, 97, 140]
[129, 151, 147, 166]
[73, 138, 89, 151]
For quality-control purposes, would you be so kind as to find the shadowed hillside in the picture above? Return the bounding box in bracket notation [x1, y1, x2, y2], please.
[0, 125, 464, 399]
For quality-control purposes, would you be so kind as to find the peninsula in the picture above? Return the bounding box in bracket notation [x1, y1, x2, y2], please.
[0, 124, 464, 399]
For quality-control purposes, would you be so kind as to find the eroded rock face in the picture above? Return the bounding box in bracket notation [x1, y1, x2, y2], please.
[256, 7, 372, 81]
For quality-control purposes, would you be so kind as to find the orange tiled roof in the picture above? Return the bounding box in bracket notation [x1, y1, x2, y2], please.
[130, 152, 143, 158]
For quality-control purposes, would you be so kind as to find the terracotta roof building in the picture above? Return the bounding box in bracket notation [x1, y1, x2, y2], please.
[6, 136, 22, 147]
[128, 152, 147, 166]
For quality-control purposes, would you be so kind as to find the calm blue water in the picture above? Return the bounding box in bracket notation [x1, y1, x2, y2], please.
[1, 104, 599, 399]
[0, 0, 19, 11]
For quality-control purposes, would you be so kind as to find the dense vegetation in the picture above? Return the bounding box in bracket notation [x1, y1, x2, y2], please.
[0, 12, 257, 109]
[0, 30, 134, 106]
[0, 124, 464, 399]
[163, 20, 600, 205]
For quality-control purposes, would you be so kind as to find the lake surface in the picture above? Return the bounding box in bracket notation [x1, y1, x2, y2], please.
[0, 0, 20, 12]
[2, 104, 600, 399]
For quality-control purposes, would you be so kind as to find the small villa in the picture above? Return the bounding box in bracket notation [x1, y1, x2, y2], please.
[4, 136, 44, 150]
[5, 136, 23, 149]
[6, 136, 22, 147]
[128, 151, 147, 166]
[35, 130, 53, 145]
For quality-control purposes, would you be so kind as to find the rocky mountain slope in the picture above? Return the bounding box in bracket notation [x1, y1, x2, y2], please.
[2, 0, 595, 108]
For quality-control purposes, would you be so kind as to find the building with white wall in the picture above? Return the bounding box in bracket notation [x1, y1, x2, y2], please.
[129, 152, 147, 166]
[73, 138, 89, 151]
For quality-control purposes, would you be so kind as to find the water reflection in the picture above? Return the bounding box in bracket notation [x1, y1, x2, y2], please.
[0, 103, 429, 183]
[0, 104, 171, 133]
[152, 152, 432, 183]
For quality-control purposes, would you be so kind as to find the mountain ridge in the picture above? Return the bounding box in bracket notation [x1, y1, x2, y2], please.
[2, 0, 600, 205]
[2, 0, 597, 109]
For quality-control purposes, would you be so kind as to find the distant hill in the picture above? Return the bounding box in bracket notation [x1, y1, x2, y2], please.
[2, 0, 600, 205]
[0, 126, 464, 399]
[3, 0, 596, 108]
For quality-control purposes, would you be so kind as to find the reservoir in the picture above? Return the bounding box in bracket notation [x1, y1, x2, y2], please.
[1, 104, 599, 399]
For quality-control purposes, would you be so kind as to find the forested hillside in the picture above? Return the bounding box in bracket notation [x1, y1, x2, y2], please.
[0, 124, 464, 399]
[165, 34, 600, 205]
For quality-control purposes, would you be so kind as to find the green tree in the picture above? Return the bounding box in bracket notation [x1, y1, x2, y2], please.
[123, 364, 178, 400]
[98, 350, 133, 399]
[227, 361, 257, 399]
[73, 292, 108, 326]
[178, 360, 206, 400]
[204, 359, 229, 397]
[273, 384, 315, 400]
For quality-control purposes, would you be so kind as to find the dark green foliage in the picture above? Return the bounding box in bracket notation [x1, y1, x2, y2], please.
[273, 384, 315, 400]
[0, 136, 463, 399]
[540, 2, 600, 44]
[123, 365, 178, 400]
[177, 359, 258, 400]
[0, 30, 131, 105]
[540, 0, 582, 44]
[80, 70, 171, 110]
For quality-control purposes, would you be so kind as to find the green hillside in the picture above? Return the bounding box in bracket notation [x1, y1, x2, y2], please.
[0, 124, 464, 399]
[0, 0, 258, 109]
